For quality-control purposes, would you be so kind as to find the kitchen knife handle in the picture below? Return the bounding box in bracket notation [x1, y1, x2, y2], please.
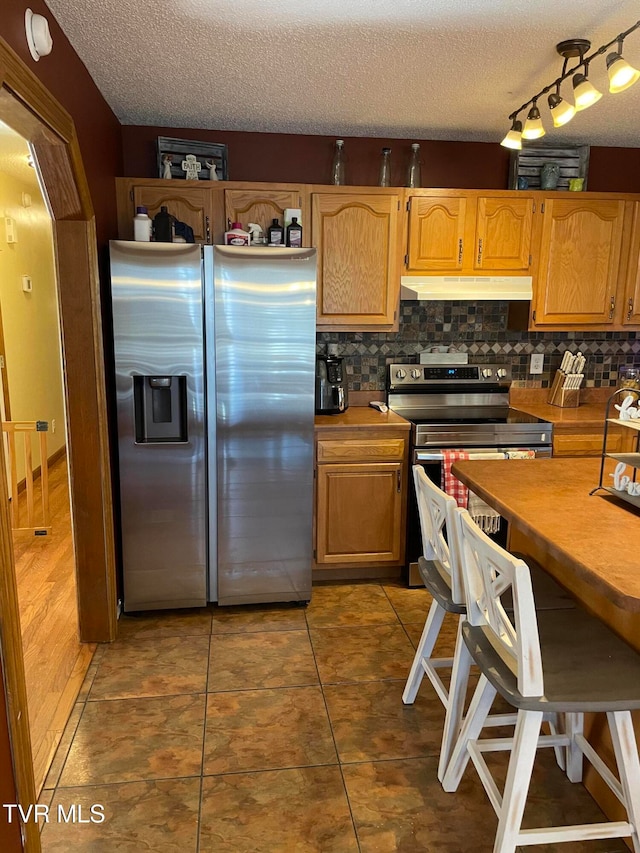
[628, 298, 634, 321]
[477, 238, 483, 266]
[458, 239, 463, 265]
[609, 296, 615, 319]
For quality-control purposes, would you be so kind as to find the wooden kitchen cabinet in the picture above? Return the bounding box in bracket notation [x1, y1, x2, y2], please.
[312, 188, 402, 329]
[115, 178, 214, 243]
[405, 190, 535, 275]
[223, 183, 307, 244]
[621, 201, 640, 325]
[531, 197, 626, 327]
[406, 195, 467, 271]
[314, 420, 409, 570]
[552, 425, 635, 457]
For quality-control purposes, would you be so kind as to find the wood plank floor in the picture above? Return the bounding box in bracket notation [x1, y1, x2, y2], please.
[12, 453, 95, 794]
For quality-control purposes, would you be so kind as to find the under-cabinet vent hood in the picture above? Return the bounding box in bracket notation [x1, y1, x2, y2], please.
[400, 276, 532, 301]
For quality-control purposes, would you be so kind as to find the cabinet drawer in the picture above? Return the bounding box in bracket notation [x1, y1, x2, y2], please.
[317, 438, 405, 463]
[553, 429, 626, 457]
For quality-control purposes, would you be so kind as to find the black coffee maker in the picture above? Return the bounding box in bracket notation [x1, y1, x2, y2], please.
[315, 355, 349, 414]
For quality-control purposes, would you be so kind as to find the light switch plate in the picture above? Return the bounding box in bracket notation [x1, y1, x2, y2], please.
[529, 353, 544, 374]
[5, 217, 16, 243]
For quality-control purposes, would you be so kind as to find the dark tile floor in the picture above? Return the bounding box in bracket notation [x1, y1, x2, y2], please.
[40, 582, 627, 852]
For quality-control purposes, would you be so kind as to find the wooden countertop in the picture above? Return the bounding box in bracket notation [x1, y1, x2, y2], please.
[509, 387, 615, 429]
[315, 407, 411, 430]
[510, 400, 610, 428]
[451, 457, 640, 611]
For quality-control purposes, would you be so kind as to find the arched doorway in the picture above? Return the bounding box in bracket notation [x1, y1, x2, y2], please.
[0, 35, 117, 853]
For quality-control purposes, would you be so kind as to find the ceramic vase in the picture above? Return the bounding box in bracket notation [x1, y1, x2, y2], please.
[540, 162, 560, 190]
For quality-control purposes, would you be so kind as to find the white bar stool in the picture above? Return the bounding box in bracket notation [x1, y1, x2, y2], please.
[442, 508, 640, 853]
[403, 465, 573, 781]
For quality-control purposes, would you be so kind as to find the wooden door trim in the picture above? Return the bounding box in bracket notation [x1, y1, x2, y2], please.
[0, 35, 118, 853]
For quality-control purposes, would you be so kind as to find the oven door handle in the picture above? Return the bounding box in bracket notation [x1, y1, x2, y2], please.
[412, 448, 547, 463]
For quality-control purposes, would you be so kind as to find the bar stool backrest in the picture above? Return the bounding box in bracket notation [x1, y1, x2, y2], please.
[413, 465, 465, 606]
[456, 508, 544, 697]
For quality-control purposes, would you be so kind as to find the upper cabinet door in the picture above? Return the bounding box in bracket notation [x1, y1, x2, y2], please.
[224, 188, 305, 242]
[622, 201, 640, 326]
[407, 196, 466, 271]
[474, 196, 534, 271]
[312, 192, 400, 328]
[533, 198, 625, 326]
[132, 185, 213, 243]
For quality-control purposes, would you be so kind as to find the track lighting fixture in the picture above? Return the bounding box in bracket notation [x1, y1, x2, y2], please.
[500, 20, 640, 148]
[500, 119, 523, 150]
[522, 101, 545, 139]
[607, 39, 640, 93]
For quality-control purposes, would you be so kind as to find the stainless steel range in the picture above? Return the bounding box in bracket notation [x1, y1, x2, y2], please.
[386, 362, 553, 585]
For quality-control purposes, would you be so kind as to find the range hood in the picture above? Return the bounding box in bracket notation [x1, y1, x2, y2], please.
[400, 275, 532, 301]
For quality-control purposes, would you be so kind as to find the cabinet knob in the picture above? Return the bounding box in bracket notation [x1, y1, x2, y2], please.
[628, 298, 634, 321]
[477, 238, 483, 266]
[458, 239, 463, 265]
[609, 296, 615, 320]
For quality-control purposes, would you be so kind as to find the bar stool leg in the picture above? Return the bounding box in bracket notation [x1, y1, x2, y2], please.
[442, 674, 496, 792]
[438, 617, 472, 782]
[402, 598, 446, 705]
[608, 710, 640, 853]
[493, 709, 543, 853]
[564, 712, 584, 783]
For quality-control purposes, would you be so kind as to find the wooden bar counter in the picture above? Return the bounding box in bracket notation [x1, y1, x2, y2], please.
[452, 456, 640, 836]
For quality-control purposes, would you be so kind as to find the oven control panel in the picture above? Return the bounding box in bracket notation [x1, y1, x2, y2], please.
[388, 363, 511, 387]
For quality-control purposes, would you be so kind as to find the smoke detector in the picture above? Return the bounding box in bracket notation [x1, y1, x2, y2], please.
[25, 9, 53, 62]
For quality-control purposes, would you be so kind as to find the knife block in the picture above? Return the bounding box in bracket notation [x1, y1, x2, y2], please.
[547, 370, 580, 407]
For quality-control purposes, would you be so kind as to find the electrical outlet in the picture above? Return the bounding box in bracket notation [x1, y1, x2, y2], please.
[51, 419, 56, 434]
[529, 353, 544, 374]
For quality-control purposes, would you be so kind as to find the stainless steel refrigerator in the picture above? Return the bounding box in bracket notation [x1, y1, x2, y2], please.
[110, 241, 317, 611]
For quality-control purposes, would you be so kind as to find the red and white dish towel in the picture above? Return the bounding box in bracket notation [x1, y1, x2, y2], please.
[441, 450, 471, 508]
[441, 449, 536, 533]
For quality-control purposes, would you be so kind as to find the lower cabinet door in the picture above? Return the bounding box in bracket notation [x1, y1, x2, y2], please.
[316, 462, 403, 563]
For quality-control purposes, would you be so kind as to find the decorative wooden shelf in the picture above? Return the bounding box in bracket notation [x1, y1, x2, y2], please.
[592, 390, 640, 505]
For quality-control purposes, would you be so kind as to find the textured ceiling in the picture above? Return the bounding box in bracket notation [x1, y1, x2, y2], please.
[44, 0, 640, 146]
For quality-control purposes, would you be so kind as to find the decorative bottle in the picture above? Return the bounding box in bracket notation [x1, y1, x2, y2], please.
[379, 147, 391, 187]
[406, 143, 421, 188]
[331, 139, 345, 185]
[286, 217, 303, 248]
[133, 206, 152, 241]
[153, 206, 173, 242]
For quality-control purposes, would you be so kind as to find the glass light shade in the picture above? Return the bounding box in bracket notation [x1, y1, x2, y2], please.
[522, 106, 545, 139]
[607, 52, 640, 93]
[548, 92, 575, 127]
[500, 120, 522, 149]
[573, 73, 602, 111]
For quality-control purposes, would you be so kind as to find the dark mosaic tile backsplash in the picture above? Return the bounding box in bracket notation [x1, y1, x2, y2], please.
[317, 301, 640, 390]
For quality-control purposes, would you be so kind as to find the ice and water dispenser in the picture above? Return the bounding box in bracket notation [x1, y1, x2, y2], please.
[133, 375, 188, 443]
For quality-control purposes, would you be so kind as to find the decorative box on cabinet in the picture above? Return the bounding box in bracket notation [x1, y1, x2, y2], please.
[311, 187, 402, 330]
[314, 419, 409, 575]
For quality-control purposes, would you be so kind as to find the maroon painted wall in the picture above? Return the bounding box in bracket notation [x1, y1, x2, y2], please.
[0, 0, 123, 249]
[122, 125, 640, 192]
